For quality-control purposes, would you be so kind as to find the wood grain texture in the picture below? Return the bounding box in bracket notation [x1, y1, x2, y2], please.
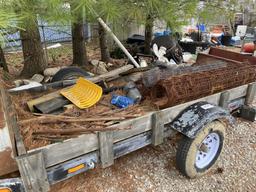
[16, 151, 50, 192]
[99, 131, 114, 168]
[219, 91, 230, 109]
[245, 83, 256, 105]
[28, 84, 252, 168]
[151, 112, 164, 146]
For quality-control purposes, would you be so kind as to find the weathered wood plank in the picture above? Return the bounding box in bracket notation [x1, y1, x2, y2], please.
[245, 83, 256, 105]
[151, 112, 164, 146]
[16, 151, 50, 192]
[29, 84, 251, 168]
[219, 91, 230, 109]
[112, 113, 153, 142]
[30, 134, 98, 167]
[98, 131, 114, 168]
[27, 91, 62, 112]
[229, 84, 248, 100]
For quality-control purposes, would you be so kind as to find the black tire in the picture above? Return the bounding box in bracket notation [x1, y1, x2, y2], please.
[51, 67, 90, 82]
[176, 121, 226, 178]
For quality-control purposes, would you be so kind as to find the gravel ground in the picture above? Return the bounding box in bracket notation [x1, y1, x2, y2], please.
[51, 104, 256, 192]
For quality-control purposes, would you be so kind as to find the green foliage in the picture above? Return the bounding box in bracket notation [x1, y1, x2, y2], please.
[122, 0, 199, 31]
[95, 0, 121, 22]
[198, 0, 242, 25]
[0, 0, 199, 45]
[0, 8, 21, 46]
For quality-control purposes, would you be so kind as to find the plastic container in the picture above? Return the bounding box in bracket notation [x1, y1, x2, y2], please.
[111, 95, 134, 108]
[154, 32, 164, 37]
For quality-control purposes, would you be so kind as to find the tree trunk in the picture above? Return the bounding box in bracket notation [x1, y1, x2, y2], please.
[229, 19, 235, 36]
[98, 22, 110, 63]
[71, 4, 88, 66]
[20, 17, 47, 77]
[0, 46, 8, 72]
[144, 15, 154, 54]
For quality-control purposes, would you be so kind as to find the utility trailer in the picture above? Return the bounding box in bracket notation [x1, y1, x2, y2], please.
[0, 78, 255, 192]
[0, 47, 256, 192]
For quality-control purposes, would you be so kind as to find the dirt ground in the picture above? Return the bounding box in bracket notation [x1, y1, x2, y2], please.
[51, 103, 256, 192]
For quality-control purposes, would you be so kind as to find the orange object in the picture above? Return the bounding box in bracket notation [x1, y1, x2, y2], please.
[243, 43, 255, 53]
[68, 164, 85, 174]
[0, 188, 12, 192]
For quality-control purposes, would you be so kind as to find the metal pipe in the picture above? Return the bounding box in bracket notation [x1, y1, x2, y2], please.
[97, 18, 140, 68]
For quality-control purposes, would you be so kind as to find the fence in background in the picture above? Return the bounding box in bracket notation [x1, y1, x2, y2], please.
[3, 23, 93, 49]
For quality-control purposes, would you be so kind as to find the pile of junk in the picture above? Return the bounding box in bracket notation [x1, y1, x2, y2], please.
[111, 25, 256, 68]
[5, 20, 256, 150]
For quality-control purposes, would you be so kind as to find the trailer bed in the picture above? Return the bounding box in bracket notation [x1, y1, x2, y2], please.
[21, 83, 251, 169]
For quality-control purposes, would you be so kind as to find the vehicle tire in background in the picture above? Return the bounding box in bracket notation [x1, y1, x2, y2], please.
[176, 121, 226, 178]
[51, 67, 90, 82]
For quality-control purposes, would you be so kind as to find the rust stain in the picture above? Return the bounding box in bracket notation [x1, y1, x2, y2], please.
[150, 58, 256, 109]
[209, 47, 256, 65]
[0, 99, 5, 129]
[0, 148, 18, 176]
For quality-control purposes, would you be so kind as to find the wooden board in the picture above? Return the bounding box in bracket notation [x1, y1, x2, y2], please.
[98, 131, 114, 168]
[219, 91, 230, 109]
[27, 91, 62, 112]
[151, 112, 164, 146]
[16, 151, 49, 192]
[28, 83, 253, 168]
[246, 83, 256, 105]
[30, 134, 98, 168]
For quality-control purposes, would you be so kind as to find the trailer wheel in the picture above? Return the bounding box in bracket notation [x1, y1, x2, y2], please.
[176, 121, 225, 178]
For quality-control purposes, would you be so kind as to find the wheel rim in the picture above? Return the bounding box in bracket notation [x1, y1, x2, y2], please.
[195, 132, 220, 169]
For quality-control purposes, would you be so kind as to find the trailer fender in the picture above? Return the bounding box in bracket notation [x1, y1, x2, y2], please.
[169, 101, 235, 139]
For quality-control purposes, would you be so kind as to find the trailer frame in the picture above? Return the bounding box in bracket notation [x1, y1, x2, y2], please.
[0, 81, 255, 192]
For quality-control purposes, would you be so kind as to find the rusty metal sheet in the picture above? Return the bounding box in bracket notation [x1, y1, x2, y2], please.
[195, 53, 243, 66]
[0, 148, 18, 176]
[150, 61, 256, 109]
[0, 86, 18, 176]
[208, 47, 256, 65]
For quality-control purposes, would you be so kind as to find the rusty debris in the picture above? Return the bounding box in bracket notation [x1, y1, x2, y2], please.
[142, 61, 227, 88]
[150, 53, 256, 109]
[207, 47, 256, 65]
